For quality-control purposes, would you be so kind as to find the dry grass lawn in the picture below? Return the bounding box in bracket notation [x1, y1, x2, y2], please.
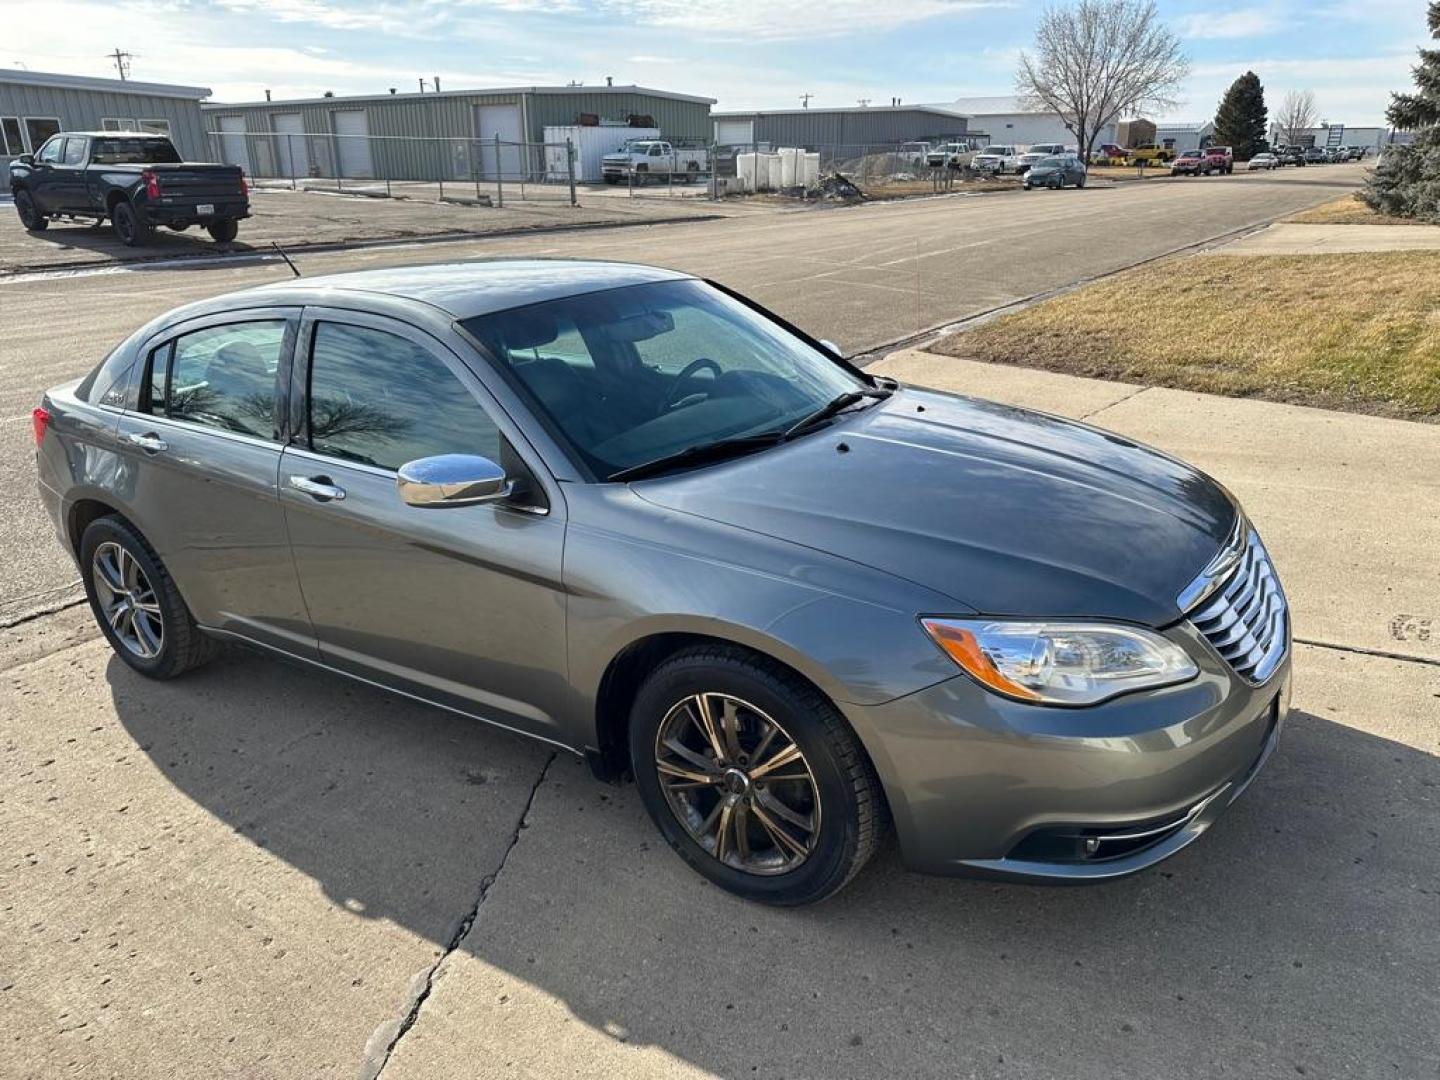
[1284, 194, 1414, 225]
[929, 251, 1440, 421]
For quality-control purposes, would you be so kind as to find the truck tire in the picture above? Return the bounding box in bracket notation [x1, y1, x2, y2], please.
[15, 190, 48, 231]
[207, 219, 239, 243]
[110, 200, 152, 247]
[684, 161, 700, 184]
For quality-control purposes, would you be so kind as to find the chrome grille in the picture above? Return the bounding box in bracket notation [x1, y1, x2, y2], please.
[1185, 527, 1288, 684]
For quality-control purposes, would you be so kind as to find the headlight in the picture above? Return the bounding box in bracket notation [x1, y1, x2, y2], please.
[920, 618, 1198, 706]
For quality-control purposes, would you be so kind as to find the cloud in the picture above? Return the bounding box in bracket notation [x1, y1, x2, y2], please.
[1176, 10, 1281, 39]
[601, 0, 1015, 41]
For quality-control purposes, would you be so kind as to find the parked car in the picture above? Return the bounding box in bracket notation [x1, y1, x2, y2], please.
[34, 260, 1291, 906]
[601, 140, 709, 184]
[1090, 143, 1127, 165]
[9, 131, 249, 246]
[1016, 143, 1068, 173]
[923, 141, 971, 169]
[1022, 154, 1087, 189]
[1127, 142, 1176, 165]
[1201, 146, 1234, 174]
[1170, 149, 1206, 176]
[1303, 147, 1328, 164]
[1276, 146, 1305, 166]
[971, 144, 1021, 174]
[1246, 152, 1280, 170]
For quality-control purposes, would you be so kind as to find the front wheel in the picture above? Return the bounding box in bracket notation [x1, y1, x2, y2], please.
[15, 189, 48, 231]
[1076, 175, 1086, 188]
[110, 200, 151, 246]
[207, 219, 239, 243]
[80, 516, 219, 680]
[629, 646, 888, 906]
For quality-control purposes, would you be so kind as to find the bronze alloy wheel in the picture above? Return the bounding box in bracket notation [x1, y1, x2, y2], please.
[654, 692, 821, 875]
[91, 540, 165, 659]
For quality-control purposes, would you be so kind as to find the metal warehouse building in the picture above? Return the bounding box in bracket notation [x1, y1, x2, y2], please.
[201, 84, 714, 181]
[0, 68, 211, 167]
[938, 95, 1119, 150]
[712, 105, 969, 149]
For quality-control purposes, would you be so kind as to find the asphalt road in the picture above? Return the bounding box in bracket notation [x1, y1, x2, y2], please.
[0, 164, 1362, 623]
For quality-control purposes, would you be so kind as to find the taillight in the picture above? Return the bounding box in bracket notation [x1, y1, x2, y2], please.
[239, 169, 249, 196]
[142, 168, 161, 199]
[32, 406, 51, 446]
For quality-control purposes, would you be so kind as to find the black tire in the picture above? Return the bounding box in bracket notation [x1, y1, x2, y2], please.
[207, 219, 239, 243]
[80, 515, 219, 680]
[166, 223, 189, 232]
[629, 645, 888, 906]
[15, 189, 48, 231]
[110, 200, 151, 247]
[1076, 174, 1086, 188]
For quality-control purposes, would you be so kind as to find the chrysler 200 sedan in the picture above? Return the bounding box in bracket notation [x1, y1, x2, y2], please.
[34, 260, 1291, 906]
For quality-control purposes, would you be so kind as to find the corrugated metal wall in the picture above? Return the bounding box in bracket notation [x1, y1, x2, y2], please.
[201, 90, 711, 181]
[717, 110, 968, 149]
[0, 81, 209, 162]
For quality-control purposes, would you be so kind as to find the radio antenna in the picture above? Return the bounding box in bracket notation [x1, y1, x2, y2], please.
[271, 241, 301, 277]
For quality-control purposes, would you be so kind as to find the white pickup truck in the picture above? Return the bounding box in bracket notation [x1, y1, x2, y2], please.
[971, 144, 1023, 174]
[924, 142, 972, 168]
[601, 140, 710, 184]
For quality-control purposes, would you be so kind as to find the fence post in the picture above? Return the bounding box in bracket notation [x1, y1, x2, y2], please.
[494, 134, 504, 208]
[473, 140, 481, 200]
[566, 138, 577, 207]
[438, 138, 445, 201]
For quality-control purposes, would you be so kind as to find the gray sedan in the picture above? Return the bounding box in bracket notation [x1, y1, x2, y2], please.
[33, 260, 1290, 905]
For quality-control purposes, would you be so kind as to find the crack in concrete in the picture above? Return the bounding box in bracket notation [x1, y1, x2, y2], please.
[359, 751, 557, 1080]
[1295, 637, 1440, 670]
[1079, 385, 1149, 420]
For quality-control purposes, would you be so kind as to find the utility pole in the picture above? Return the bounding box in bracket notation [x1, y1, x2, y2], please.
[856, 98, 870, 108]
[799, 93, 813, 109]
[107, 48, 132, 80]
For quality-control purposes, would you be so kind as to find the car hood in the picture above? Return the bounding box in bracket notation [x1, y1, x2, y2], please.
[632, 388, 1236, 626]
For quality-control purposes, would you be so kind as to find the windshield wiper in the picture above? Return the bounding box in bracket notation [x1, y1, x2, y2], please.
[783, 387, 891, 440]
[608, 431, 786, 483]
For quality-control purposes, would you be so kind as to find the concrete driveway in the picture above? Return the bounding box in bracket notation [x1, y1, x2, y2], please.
[4, 352, 1436, 1079]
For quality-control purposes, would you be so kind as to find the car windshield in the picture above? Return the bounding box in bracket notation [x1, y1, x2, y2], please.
[1038, 156, 1064, 167]
[91, 137, 183, 165]
[461, 280, 868, 480]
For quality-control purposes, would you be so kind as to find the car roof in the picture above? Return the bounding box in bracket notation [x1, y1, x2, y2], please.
[245, 259, 696, 320]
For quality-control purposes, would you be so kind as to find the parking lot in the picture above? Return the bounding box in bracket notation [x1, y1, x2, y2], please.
[5, 159, 1437, 1079]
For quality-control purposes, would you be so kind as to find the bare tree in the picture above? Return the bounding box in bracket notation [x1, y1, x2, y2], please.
[1274, 89, 1318, 147]
[1016, 0, 1188, 162]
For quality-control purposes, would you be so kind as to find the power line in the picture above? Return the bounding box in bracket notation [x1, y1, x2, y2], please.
[107, 48, 132, 80]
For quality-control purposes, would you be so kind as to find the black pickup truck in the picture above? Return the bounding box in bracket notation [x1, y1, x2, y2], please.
[9, 132, 249, 246]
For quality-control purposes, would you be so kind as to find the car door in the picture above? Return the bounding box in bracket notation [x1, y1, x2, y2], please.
[113, 308, 318, 656]
[27, 136, 65, 211]
[278, 307, 571, 747]
[48, 136, 92, 211]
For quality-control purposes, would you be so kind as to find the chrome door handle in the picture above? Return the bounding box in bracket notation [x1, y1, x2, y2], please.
[124, 431, 168, 453]
[289, 475, 346, 501]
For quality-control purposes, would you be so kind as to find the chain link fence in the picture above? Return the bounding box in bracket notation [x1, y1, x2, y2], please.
[711, 137, 1009, 199]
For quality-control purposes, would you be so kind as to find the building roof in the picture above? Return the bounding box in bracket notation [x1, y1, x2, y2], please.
[713, 104, 968, 119]
[246, 259, 694, 320]
[203, 84, 715, 110]
[0, 67, 212, 100]
[940, 95, 1032, 116]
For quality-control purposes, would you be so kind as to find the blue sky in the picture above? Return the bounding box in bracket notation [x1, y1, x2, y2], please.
[7, 0, 1428, 125]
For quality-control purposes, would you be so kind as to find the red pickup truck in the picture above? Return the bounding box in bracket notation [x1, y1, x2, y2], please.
[1200, 146, 1233, 175]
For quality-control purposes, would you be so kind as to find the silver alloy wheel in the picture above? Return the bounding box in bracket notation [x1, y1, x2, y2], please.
[654, 692, 821, 875]
[91, 541, 164, 659]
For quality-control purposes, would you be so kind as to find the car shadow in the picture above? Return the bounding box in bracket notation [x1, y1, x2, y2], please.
[108, 645, 1438, 1077]
[11, 218, 251, 263]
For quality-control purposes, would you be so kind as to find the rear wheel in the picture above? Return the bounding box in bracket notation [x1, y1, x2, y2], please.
[110, 200, 151, 246]
[80, 516, 218, 680]
[629, 645, 887, 906]
[207, 219, 239, 243]
[15, 189, 47, 231]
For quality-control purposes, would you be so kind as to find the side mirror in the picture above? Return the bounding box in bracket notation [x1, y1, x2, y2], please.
[397, 453, 512, 508]
[818, 338, 842, 357]
[17, 154, 34, 166]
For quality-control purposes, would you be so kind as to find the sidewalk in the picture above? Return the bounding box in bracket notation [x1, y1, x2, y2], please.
[873, 348, 1440, 666]
[1214, 221, 1440, 255]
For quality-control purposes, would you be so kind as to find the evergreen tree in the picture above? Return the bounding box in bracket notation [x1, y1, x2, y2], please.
[1363, 1, 1440, 221]
[1212, 71, 1268, 159]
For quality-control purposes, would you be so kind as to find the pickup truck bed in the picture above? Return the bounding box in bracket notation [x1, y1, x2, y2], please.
[10, 132, 249, 247]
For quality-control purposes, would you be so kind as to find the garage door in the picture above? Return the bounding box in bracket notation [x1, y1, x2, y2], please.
[332, 110, 374, 179]
[715, 119, 755, 146]
[217, 115, 250, 174]
[274, 113, 311, 179]
[474, 104, 522, 181]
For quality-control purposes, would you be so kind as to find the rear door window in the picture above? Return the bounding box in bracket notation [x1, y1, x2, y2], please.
[60, 137, 86, 165]
[306, 322, 502, 471]
[162, 321, 287, 439]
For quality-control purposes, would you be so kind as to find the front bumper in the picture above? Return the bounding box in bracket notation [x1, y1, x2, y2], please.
[840, 620, 1291, 881]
